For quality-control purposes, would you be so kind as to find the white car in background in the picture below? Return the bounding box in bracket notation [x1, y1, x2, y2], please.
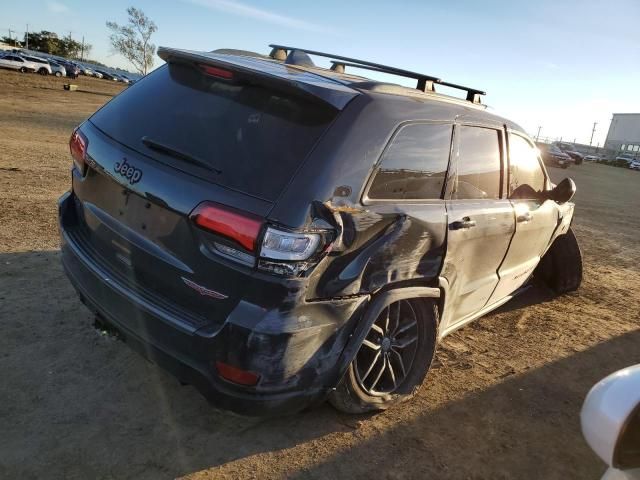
[48, 60, 67, 77]
[629, 160, 640, 171]
[20, 55, 53, 75]
[581, 365, 640, 479]
[0, 54, 37, 73]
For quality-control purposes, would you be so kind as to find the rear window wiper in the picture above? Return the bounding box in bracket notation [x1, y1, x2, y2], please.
[141, 136, 222, 174]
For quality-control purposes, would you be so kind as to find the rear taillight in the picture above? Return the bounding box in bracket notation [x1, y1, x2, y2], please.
[260, 227, 320, 261]
[190, 202, 331, 276]
[190, 202, 263, 252]
[69, 129, 88, 175]
[198, 64, 234, 80]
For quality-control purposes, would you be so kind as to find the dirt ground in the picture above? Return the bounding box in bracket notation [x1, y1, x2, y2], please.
[1, 69, 639, 480]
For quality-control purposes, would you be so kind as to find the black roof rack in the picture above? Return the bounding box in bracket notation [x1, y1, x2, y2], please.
[269, 44, 485, 104]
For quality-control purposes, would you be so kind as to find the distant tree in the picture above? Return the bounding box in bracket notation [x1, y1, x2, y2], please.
[24, 31, 59, 53]
[1, 35, 22, 47]
[16, 30, 90, 59]
[106, 7, 157, 75]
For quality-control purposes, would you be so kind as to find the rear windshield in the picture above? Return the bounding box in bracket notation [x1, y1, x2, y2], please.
[90, 63, 337, 200]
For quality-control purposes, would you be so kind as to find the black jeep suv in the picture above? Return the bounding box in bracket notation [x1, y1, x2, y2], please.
[58, 44, 582, 415]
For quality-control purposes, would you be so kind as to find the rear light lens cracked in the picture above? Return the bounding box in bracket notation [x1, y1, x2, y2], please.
[260, 227, 320, 261]
[190, 202, 330, 276]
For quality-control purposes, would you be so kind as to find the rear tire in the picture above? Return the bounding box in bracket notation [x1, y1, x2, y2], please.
[329, 298, 438, 414]
[19, 67, 27, 73]
[38, 68, 48, 75]
[536, 227, 582, 294]
[55, 71, 62, 77]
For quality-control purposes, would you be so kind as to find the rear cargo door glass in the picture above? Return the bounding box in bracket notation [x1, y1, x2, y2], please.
[89, 63, 337, 201]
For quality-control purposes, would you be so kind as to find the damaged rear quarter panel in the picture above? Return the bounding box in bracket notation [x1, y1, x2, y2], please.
[307, 201, 448, 298]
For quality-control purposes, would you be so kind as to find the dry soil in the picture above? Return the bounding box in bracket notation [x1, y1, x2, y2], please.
[1, 69, 639, 480]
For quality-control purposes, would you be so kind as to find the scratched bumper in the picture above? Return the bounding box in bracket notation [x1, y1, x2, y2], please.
[58, 191, 368, 415]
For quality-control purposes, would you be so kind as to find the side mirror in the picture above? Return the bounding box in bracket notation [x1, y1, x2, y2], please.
[581, 365, 640, 473]
[549, 177, 576, 204]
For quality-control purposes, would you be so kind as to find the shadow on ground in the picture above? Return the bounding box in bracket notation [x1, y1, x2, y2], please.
[1, 250, 637, 479]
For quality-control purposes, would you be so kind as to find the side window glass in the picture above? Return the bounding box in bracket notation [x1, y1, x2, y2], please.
[508, 133, 546, 198]
[455, 126, 501, 199]
[368, 123, 452, 200]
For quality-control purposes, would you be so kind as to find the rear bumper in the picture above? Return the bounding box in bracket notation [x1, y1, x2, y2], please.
[58, 191, 368, 415]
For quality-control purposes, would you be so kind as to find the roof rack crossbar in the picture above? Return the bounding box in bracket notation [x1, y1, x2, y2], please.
[269, 44, 485, 103]
[330, 61, 436, 92]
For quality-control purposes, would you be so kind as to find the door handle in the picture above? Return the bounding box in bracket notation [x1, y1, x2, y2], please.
[516, 211, 532, 223]
[449, 216, 476, 230]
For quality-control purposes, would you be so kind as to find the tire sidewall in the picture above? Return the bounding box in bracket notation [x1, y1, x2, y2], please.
[343, 299, 438, 410]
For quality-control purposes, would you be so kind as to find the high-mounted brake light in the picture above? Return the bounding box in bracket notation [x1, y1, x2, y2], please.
[69, 129, 88, 175]
[190, 202, 263, 252]
[198, 64, 234, 80]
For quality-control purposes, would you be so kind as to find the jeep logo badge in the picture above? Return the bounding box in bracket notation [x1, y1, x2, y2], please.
[114, 158, 142, 184]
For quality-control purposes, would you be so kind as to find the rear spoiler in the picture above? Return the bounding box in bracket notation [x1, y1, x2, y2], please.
[157, 47, 360, 110]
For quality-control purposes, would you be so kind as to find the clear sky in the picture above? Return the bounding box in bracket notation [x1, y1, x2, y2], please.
[3, 0, 639, 146]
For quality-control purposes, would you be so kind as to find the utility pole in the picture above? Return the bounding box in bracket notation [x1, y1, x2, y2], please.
[536, 126, 542, 141]
[80, 35, 84, 60]
[590, 122, 597, 146]
[25, 23, 28, 50]
[8, 28, 14, 46]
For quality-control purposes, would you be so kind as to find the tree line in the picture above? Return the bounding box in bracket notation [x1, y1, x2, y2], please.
[1, 31, 93, 59]
[2, 7, 157, 75]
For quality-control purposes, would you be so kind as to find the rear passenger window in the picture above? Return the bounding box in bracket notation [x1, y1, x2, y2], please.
[367, 123, 452, 200]
[508, 133, 546, 197]
[454, 126, 502, 199]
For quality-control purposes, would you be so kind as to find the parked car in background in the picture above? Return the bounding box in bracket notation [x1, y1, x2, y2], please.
[0, 53, 37, 73]
[555, 142, 584, 165]
[95, 69, 118, 81]
[616, 154, 636, 165]
[113, 73, 130, 83]
[561, 149, 584, 165]
[59, 44, 582, 415]
[48, 60, 67, 77]
[581, 365, 640, 479]
[59, 60, 80, 78]
[120, 74, 135, 84]
[629, 160, 640, 171]
[20, 55, 52, 75]
[78, 64, 94, 76]
[537, 142, 572, 168]
[584, 154, 602, 162]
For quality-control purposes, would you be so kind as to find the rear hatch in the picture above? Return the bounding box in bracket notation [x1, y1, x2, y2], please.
[67, 49, 356, 331]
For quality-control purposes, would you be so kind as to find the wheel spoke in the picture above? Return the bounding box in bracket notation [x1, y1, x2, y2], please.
[395, 319, 417, 336]
[371, 323, 385, 336]
[390, 302, 401, 335]
[393, 334, 417, 349]
[384, 306, 390, 332]
[387, 354, 397, 388]
[370, 355, 387, 390]
[361, 351, 382, 382]
[391, 349, 407, 377]
[362, 338, 381, 351]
